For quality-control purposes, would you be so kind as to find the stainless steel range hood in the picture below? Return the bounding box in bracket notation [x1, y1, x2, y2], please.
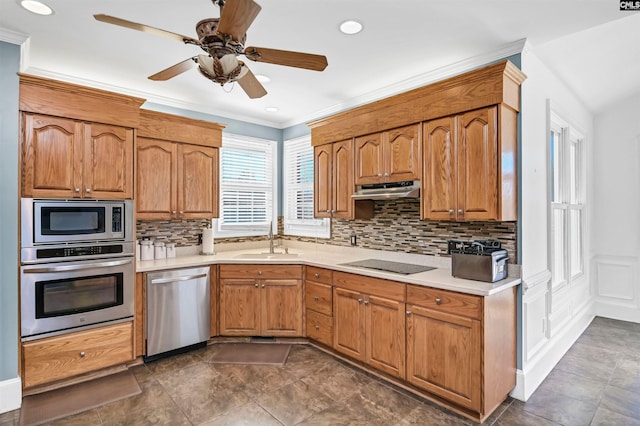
[351, 180, 420, 200]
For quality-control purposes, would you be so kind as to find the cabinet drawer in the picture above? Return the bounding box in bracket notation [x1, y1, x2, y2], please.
[219, 264, 302, 279]
[305, 281, 332, 315]
[406, 285, 482, 320]
[333, 271, 405, 301]
[306, 310, 333, 346]
[305, 266, 333, 285]
[22, 322, 134, 388]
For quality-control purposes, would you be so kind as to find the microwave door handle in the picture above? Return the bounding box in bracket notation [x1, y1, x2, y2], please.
[24, 258, 133, 273]
[150, 273, 208, 285]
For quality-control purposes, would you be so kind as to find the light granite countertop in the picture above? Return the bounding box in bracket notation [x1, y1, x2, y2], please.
[136, 240, 521, 296]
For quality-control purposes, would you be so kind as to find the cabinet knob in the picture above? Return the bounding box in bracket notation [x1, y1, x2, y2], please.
[364, 300, 369, 305]
[406, 311, 412, 316]
[331, 209, 336, 213]
[448, 209, 454, 215]
[262, 284, 265, 288]
[258, 271, 263, 275]
[172, 211, 176, 215]
[85, 188, 91, 193]
[315, 325, 320, 330]
[79, 351, 86, 358]
[74, 188, 80, 193]
[179, 211, 184, 214]
[326, 210, 331, 213]
[458, 209, 464, 215]
[377, 173, 383, 177]
[358, 298, 363, 304]
[436, 298, 442, 305]
[314, 296, 319, 301]
[255, 283, 259, 288]
[384, 173, 389, 177]
[314, 273, 320, 279]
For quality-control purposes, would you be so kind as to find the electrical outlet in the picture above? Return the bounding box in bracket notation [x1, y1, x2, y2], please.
[197, 233, 203, 244]
[350, 233, 357, 246]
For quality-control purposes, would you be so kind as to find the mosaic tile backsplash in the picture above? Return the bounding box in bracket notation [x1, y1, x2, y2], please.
[137, 199, 518, 263]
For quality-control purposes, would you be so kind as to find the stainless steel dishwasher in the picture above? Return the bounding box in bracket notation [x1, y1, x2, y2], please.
[145, 266, 210, 359]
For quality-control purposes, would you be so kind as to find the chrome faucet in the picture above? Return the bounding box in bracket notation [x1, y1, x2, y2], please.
[268, 222, 275, 253]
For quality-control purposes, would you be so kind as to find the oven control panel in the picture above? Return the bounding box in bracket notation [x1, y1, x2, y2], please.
[36, 244, 125, 260]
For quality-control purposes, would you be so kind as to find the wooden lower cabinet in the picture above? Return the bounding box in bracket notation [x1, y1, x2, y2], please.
[22, 322, 134, 389]
[332, 273, 406, 379]
[219, 264, 303, 337]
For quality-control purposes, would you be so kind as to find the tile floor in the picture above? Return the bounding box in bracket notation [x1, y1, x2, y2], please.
[1, 316, 639, 425]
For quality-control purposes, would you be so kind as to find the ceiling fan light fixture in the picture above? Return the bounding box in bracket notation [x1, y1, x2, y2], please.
[339, 20, 363, 35]
[20, 0, 53, 15]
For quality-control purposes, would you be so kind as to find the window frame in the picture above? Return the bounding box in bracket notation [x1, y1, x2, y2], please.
[283, 135, 330, 238]
[213, 133, 278, 238]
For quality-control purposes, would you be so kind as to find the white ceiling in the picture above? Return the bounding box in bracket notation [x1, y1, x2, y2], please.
[1, 0, 638, 128]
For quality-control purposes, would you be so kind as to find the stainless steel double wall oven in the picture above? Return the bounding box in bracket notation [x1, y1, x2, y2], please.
[20, 198, 135, 341]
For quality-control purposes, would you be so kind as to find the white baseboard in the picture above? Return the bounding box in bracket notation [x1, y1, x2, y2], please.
[595, 301, 640, 323]
[510, 301, 594, 401]
[0, 377, 22, 414]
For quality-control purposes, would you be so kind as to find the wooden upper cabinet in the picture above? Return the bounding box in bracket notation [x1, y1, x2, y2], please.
[355, 124, 420, 185]
[136, 138, 177, 219]
[135, 110, 223, 220]
[313, 139, 372, 220]
[22, 113, 133, 199]
[422, 106, 507, 221]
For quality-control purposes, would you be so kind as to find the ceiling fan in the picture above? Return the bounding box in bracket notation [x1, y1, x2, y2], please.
[94, 0, 328, 99]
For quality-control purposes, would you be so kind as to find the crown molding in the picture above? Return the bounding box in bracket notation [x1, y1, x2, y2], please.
[0, 27, 28, 45]
[283, 38, 528, 128]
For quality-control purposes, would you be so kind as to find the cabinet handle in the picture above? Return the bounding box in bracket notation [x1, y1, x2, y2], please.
[406, 311, 412, 316]
[79, 351, 86, 358]
[315, 325, 320, 330]
[364, 300, 369, 305]
[85, 188, 91, 193]
[458, 209, 463, 215]
[74, 188, 80, 193]
[448, 209, 454, 215]
[314, 273, 320, 279]
[358, 298, 363, 304]
[436, 298, 442, 305]
[255, 283, 259, 288]
[262, 284, 265, 288]
[314, 296, 319, 301]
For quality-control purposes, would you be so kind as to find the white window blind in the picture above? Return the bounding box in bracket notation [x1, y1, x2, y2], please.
[283, 136, 330, 238]
[215, 134, 277, 237]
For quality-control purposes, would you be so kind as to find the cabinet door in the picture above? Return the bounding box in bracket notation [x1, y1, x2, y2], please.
[385, 124, 420, 183]
[332, 139, 355, 219]
[313, 144, 332, 218]
[136, 138, 177, 220]
[177, 144, 218, 219]
[261, 279, 302, 336]
[366, 295, 406, 379]
[458, 107, 498, 220]
[333, 287, 365, 361]
[422, 117, 456, 220]
[83, 123, 133, 199]
[354, 133, 383, 185]
[22, 113, 83, 198]
[406, 304, 481, 411]
[219, 279, 260, 336]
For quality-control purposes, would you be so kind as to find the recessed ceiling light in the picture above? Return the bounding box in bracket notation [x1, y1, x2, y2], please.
[20, 0, 53, 15]
[339, 20, 363, 35]
[255, 74, 271, 83]
[265, 106, 279, 113]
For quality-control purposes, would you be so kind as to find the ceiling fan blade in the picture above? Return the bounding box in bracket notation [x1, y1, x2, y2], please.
[148, 58, 196, 81]
[244, 47, 328, 71]
[236, 67, 267, 99]
[216, 0, 262, 41]
[94, 14, 201, 45]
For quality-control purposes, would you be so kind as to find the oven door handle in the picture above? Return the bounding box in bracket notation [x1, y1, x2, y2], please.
[23, 258, 133, 273]
[150, 273, 208, 285]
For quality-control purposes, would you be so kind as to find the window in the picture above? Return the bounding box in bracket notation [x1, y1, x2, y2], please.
[283, 136, 330, 238]
[549, 111, 585, 290]
[214, 134, 277, 238]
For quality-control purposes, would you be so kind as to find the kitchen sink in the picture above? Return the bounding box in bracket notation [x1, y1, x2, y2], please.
[233, 252, 300, 260]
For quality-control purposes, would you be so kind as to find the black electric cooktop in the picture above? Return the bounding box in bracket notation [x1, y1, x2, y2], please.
[339, 259, 436, 275]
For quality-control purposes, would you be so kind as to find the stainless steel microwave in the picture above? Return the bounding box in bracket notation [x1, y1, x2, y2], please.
[21, 198, 134, 248]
